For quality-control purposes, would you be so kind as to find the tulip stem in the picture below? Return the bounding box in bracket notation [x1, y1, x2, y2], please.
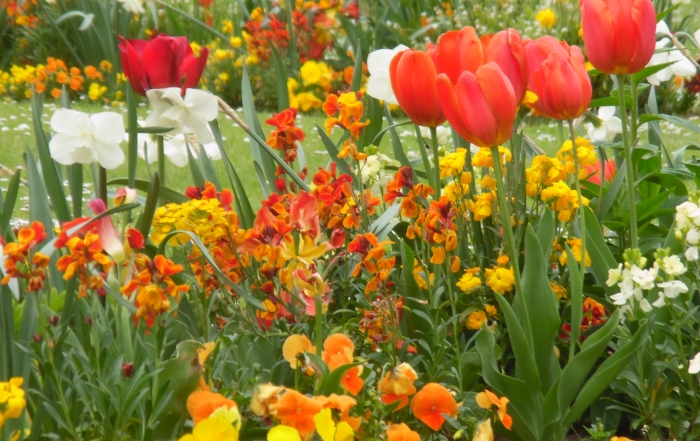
[615, 75, 638, 249]
[489, 147, 529, 343]
[430, 127, 441, 196]
[568, 120, 586, 361]
[157, 135, 165, 188]
[99, 166, 107, 204]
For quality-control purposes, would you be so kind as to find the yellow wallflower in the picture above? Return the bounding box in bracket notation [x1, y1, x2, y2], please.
[0, 377, 26, 427]
[178, 415, 239, 441]
[267, 425, 300, 441]
[525, 155, 567, 197]
[230, 36, 243, 48]
[88, 82, 107, 101]
[219, 73, 230, 83]
[439, 148, 467, 178]
[469, 193, 493, 221]
[559, 238, 592, 267]
[314, 408, 353, 441]
[100, 60, 112, 73]
[536, 8, 556, 29]
[466, 310, 487, 330]
[190, 42, 202, 58]
[557, 137, 597, 178]
[484, 304, 497, 316]
[457, 271, 481, 293]
[540, 181, 589, 222]
[295, 92, 322, 112]
[471, 146, 512, 168]
[250, 7, 264, 22]
[484, 267, 515, 294]
[550, 281, 567, 299]
[214, 49, 228, 61]
[480, 174, 496, 191]
[300, 61, 331, 88]
[150, 198, 235, 246]
[222, 19, 234, 34]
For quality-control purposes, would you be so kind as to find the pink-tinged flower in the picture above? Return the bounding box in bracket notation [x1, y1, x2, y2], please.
[127, 228, 145, 249]
[114, 187, 137, 207]
[584, 159, 616, 185]
[88, 199, 125, 262]
[290, 191, 321, 240]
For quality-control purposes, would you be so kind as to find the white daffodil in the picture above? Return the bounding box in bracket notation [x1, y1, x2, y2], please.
[145, 88, 219, 144]
[646, 22, 697, 86]
[165, 134, 222, 167]
[366, 45, 408, 105]
[117, 0, 144, 14]
[660, 255, 687, 276]
[690, 352, 700, 374]
[585, 107, 622, 142]
[419, 125, 452, 146]
[49, 109, 125, 169]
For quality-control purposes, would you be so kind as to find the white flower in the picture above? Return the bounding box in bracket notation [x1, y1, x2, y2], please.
[658, 280, 688, 299]
[646, 30, 696, 86]
[585, 107, 622, 142]
[118, 0, 144, 14]
[639, 298, 653, 312]
[606, 263, 623, 286]
[630, 264, 657, 290]
[419, 125, 452, 146]
[366, 45, 408, 105]
[685, 246, 699, 262]
[660, 255, 687, 276]
[360, 155, 382, 182]
[686, 229, 700, 245]
[145, 88, 219, 144]
[676, 202, 700, 229]
[690, 352, 700, 374]
[49, 109, 125, 169]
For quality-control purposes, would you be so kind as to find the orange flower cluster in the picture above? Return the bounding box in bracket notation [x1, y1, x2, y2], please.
[120, 255, 189, 326]
[2, 0, 38, 27]
[322, 334, 363, 395]
[266, 108, 305, 166]
[380, 363, 417, 409]
[1, 222, 49, 292]
[243, 10, 291, 63]
[322, 92, 368, 160]
[385, 166, 435, 218]
[347, 233, 394, 294]
[560, 297, 609, 342]
[56, 231, 112, 298]
[408, 196, 458, 267]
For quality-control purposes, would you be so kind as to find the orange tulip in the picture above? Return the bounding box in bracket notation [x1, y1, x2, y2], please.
[410, 383, 457, 431]
[386, 423, 421, 441]
[271, 390, 322, 435]
[187, 391, 237, 426]
[435, 27, 527, 103]
[436, 62, 517, 147]
[389, 49, 446, 128]
[580, 0, 656, 75]
[524, 37, 592, 120]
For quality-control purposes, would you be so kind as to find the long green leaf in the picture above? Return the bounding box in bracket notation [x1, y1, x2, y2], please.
[0, 170, 20, 238]
[139, 173, 160, 240]
[583, 206, 617, 293]
[565, 246, 582, 362]
[187, 144, 206, 188]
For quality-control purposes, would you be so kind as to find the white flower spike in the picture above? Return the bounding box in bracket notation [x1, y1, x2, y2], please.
[145, 88, 219, 144]
[366, 45, 408, 105]
[49, 109, 125, 169]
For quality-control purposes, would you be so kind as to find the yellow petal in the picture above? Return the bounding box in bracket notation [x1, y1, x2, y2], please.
[314, 408, 335, 441]
[267, 425, 300, 441]
[335, 421, 354, 441]
[198, 342, 216, 364]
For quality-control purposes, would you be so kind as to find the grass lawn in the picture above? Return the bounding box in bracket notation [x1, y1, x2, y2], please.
[0, 99, 699, 224]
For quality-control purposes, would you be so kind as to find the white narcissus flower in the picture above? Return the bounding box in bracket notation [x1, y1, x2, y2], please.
[366, 45, 408, 105]
[690, 352, 700, 374]
[118, 0, 144, 14]
[360, 155, 382, 182]
[419, 125, 452, 146]
[49, 109, 125, 169]
[585, 107, 622, 142]
[661, 255, 687, 276]
[145, 88, 219, 144]
[646, 22, 697, 86]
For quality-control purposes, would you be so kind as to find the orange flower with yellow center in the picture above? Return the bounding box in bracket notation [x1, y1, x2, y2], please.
[476, 389, 512, 430]
[410, 383, 457, 431]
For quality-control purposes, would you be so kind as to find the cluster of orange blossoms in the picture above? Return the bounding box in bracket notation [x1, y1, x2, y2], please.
[1, 222, 49, 292]
[322, 92, 368, 160]
[2, 0, 38, 27]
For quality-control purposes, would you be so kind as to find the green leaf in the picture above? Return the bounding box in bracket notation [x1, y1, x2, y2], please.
[107, 178, 188, 203]
[631, 61, 676, 85]
[139, 173, 160, 240]
[305, 353, 330, 381]
[597, 159, 626, 221]
[565, 245, 582, 361]
[0, 285, 14, 378]
[583, 206, 617, 293]
[383, 108, 411, 168]
[198, 146, 221, 190]
[24, 148, 55, 248]
[322, 362, 362, 395]
[350, 41, 363, 92]
[31, 89, 71, 223]
[270, 47, 290, 111]
[136, 126, 174, 134]
[67, 164, 84, 218]
[127, 86, 139, 188]
[562, 320, 648, 428]
[0, 170, 21, 238]
[536, 208, 556, 262]
[358, 96, 383, 150]
[187, 144, 206, 188]
[624, 189, 673, 227]
[242, 62, 276, 193]
[315, 124, 355, 179]
[159, 1, 229, 41]
[493, 293, 541, 392]
[639, 114, 700, 137]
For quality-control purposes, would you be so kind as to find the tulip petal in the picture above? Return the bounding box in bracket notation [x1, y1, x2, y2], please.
[88, 199, 125, 262]
[118, 36, 147, 96]
[581, 0, 616, 74]
[484, 29, 527, 102]
[454, 71, 498, 147]
[180, 47, 209, 92]
[436, 74, 474, 144]
[142, 36, 179, 89]
[477, 63, 517, 145]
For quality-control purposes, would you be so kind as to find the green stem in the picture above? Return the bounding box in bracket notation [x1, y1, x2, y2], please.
[430, 127, 441, 196]
[99, 166, 107, 204]
[489, 147, 530, 343]
[630, 80, 639, 165]
[315, 296, 323, 357]
[615, 75, 638, 249]
[568, 120, 586, 361]
[126, 86, 138, 189]
[157, 135, 165, 188]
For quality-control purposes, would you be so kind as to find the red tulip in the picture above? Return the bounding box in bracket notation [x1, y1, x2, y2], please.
[436, 62, 517, 147]
[580, 0, 656, 75]
[524, 37, 591, 120]
[198, 0, 213, 7]
[435, 27, 528, 103]
[585, 159, 616, 185]
[389, 49, 446, 128]
[117, 34, 209, 96]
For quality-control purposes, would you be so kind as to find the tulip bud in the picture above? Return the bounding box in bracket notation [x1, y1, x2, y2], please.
[436, 63, 517, 147]
[113, 187, 137, 207]
[580, 0, 656, 75]
[122, 362, 134, 378]
[524, 37, 592, 120]
[389, 49, 446, 128]
[483, 29, 528, 103]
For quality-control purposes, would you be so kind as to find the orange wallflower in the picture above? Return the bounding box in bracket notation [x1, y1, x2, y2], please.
[386, 423, 421, 441]
[51, 88, 61, 98]
[410, 383, 457, 431]
[2, 221, 50, 292]
[186, 390, 237, 425]
[380, 363, 418, 410]
[271, 390, 322, 435]
[476, 389, 512, 429]
[84, 65, 103, 80]
[322, 334, 354, 370]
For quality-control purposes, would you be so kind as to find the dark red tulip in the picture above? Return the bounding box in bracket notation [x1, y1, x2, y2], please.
[117, 34, 209, 96]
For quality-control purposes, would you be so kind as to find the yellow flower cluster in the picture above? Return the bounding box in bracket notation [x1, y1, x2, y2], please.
[439, 148, 467, 178]
[0, 377, 26, 428]
[525, 155, 566, 197]
[559, 238, 592, 267]
[288, 78, 322, 112]
[540, 181, 589, 222]
[536, 8, 556, 29]
[471, 146, 512, 168]
[556, 137, 598, 179]
[150, 198, 234, 246]
[466, 305, 497, 330]
[484, 266, 514, 294]
[457, 270, 481, 293]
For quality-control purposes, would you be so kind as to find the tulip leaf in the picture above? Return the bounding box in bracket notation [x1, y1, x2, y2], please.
[596, 159, 626, 221]
[270, 47, 290, 112]
[382, 105, 411, 168]
[186, 143, 206, 188]
[198, 146, 221, 190]
[639, 114, 700, 137]
[158, 1, 229, 41]
[351, 41, 363, 92]
[139, 173, 160, 240]
[358, 96, 383, 151]
[656, 3, 682, 22]
[565, 245, 583, 362]
[583, 206, 617, 293]
[630, 61, 676, 86]
[0, 170, 20, 239]
[562, 320, 648, 428]
[315, 124, 355, 179]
